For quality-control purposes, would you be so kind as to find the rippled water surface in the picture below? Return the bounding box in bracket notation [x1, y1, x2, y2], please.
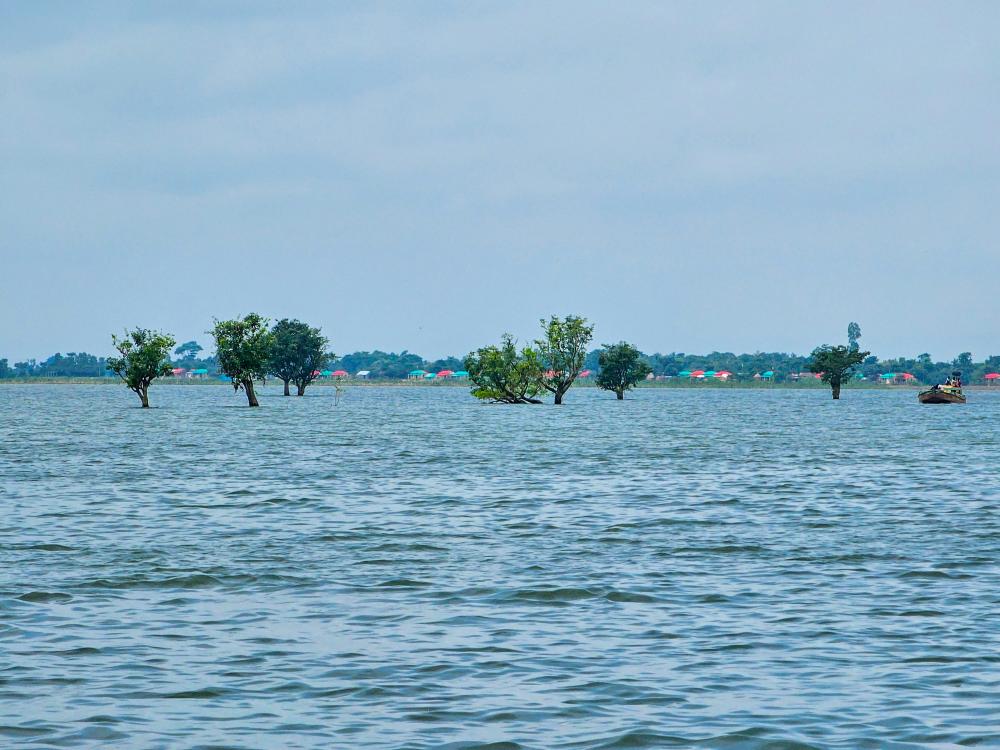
[2, 384, 998, 749]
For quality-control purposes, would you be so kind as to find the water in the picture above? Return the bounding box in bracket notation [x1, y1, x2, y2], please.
[1, 384, 998, 749]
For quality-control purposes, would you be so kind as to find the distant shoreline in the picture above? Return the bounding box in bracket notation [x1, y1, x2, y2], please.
[2, 377, 984, 390]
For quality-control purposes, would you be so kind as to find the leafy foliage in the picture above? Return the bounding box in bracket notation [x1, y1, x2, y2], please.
[465, 335, 545, 404]
[848, 322, 862, 352]
[333, 350, 426, 379]
[596, 342, 651, 399]
[425, 356, 465, 373]
[174, 340, 203, 360]
[212, 313, 273, 406]
[810, 344, 870, 399]
[9, 352, 109, 377]
[535, 315, 594, 404]
[954, 352, 973, 371]
[106, 328, 176, 407]
[268, 319, 332, 395]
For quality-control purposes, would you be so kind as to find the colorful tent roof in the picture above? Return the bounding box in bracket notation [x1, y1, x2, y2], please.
[703, 370, 716, 376]
[424, 372, 436, 379]
[762, 371, 774, 377]
[678, 370, 692, 377]
[332, 370, 349, 376]
[321, 370, 333, 376]
[986, 373, 1000, 380]
[436, 370, 454, 377]
[690, 370, 705, 376]
[579, 369, 592, 377]
[452, 370, 469, 377]
[901, 373, 915, 380]
[880, 373, 896, 379]
[409, 369, 426, 376]
[170, 368, 185, 375]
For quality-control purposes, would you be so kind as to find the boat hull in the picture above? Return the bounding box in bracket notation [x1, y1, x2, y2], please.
[918, 389, 966, 404]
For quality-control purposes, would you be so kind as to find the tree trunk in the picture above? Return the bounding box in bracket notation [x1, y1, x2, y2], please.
[283, 379, 290, 396]
[139, 387, 150, 408]
[616, 389, 624, 400]
[554, 391, 563, 405]
[245, 379, 260, 407]
[832, 381, 841, 400]
[296, 382, 306, 396]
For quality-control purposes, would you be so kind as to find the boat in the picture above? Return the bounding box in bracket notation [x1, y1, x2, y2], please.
[918, 371, 966, 404]
[918, 386, 966, 404]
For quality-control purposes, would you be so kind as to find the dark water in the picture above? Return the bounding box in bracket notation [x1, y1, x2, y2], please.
[1, 384, 998, 749]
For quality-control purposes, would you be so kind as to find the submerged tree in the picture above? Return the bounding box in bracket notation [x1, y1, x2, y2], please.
[212, 313, 273, 407]
[465, 334, 545, 404]
[107, 328, 175, 407]
[536, 315, 594, 405]
[810, 344, 870, 400]
[596, 342, 651, 399]
[268, 319, 332, 396]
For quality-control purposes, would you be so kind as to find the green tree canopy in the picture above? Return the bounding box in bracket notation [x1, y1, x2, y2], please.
[107, 328, 175, 407]
[174, 340, 203, 360]
[465, 334, 545, 404]
[425, 356, 465, 373]
[848, 322, 862, 352]
[18, 352, 108, 377]
[268, 319, 332, 396]
[333, 350, 426, 379]
[596, 342, 651, 399]
[535, 315, 594, 405]
[810, 344, 870, 399]
[212, 313, 273, 407]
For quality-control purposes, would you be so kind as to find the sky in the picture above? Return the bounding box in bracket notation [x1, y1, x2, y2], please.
[2, 1, 999, 362]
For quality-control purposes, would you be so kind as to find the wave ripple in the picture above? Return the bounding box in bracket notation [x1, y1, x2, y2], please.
[1, 385, 998, 748]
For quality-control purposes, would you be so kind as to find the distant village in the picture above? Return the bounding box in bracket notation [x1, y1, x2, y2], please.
[6, 351, 999, 387]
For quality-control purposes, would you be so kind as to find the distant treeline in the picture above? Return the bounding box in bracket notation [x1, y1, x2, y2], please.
[3, 348, 998, 384]
[605, 351, 1000, 386]
[0, 350, 463, 380]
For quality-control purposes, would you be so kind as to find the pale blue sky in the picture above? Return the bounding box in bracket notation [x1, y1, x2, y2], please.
[2, 2, 998, 362]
